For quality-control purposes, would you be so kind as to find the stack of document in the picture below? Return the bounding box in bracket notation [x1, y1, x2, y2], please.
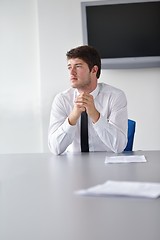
[105, 155, 147, 164]
[75, 180, 160, 199]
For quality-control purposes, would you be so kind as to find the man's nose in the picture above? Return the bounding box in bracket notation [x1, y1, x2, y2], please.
[70, 67, 77, 75]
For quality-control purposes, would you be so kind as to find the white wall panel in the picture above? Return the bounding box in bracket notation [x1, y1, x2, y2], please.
[0, 0, 42, 153]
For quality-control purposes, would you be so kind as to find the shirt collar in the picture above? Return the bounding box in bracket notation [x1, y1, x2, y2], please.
[90, 84, 99, 99]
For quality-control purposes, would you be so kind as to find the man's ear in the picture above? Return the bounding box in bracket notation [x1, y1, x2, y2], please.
[92, 65, 98, 75]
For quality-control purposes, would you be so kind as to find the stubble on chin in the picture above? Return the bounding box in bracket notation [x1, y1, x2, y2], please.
[72, 79, 91, 89]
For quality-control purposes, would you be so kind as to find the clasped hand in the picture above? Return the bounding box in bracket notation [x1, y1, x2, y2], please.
[68, 92, 100, 125]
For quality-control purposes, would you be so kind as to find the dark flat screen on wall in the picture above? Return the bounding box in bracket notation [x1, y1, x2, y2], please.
[81, 0, 160, 69]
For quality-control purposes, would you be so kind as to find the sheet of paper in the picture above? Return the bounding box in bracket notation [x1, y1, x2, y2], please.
[75, 180, 160, 199]
[105, 155, 147, 164]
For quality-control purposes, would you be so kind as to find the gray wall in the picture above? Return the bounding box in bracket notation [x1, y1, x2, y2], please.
[0, 0, 160, 154]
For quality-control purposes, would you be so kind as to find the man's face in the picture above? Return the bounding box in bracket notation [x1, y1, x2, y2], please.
[67, 58, 92, 91]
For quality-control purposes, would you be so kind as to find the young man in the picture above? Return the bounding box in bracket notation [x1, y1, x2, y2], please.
[48, 45, 128, 155]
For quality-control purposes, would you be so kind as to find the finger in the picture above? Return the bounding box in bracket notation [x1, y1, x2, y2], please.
[75, 96, 87, 104]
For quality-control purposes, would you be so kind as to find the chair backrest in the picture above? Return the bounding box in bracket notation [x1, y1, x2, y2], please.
[124, 119, 136, 151]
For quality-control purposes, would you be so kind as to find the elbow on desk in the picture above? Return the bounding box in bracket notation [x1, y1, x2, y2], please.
[48, 138, 61, 155]
[48, 143, 62, 155]
[48, 146, 62, 156]
[110, 139, 127, 154]
[112, 147, 125, 154]
[110, 146, 124, 154]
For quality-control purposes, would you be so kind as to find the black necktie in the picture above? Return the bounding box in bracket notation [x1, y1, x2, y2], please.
[80, 111, 89, 152]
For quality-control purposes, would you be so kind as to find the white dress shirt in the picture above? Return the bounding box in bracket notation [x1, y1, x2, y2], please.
[48, 83, 128, 155]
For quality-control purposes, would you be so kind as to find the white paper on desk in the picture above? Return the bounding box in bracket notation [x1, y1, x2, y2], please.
[75, 180, 160, 199]
[105, 155, 147, 164]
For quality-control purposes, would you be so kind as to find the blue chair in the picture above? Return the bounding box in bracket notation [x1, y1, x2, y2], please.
[124, 119, 136, 151]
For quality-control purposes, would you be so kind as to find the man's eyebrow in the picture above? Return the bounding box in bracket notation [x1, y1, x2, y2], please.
[67, 62, 83, 67]
[75, 63, 83, 65]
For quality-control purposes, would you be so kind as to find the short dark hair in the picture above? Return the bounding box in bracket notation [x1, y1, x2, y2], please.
[66, 45, 101, 79]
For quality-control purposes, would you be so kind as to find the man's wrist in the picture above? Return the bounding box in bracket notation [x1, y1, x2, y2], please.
[91, 111, 100, 124]
[68, 116, 77, 126]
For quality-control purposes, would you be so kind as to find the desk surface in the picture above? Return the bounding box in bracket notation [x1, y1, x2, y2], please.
[0, 151, 160, 240]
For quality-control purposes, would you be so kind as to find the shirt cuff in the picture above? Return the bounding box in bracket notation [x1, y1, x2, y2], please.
[62, 117, 77, 135]
[93, 114, 108, 130]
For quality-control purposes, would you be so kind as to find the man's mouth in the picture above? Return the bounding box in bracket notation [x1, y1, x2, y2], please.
[71, 77, 77, 81]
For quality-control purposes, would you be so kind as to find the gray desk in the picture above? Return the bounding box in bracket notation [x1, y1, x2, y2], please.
[0, 151, 160, 240]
